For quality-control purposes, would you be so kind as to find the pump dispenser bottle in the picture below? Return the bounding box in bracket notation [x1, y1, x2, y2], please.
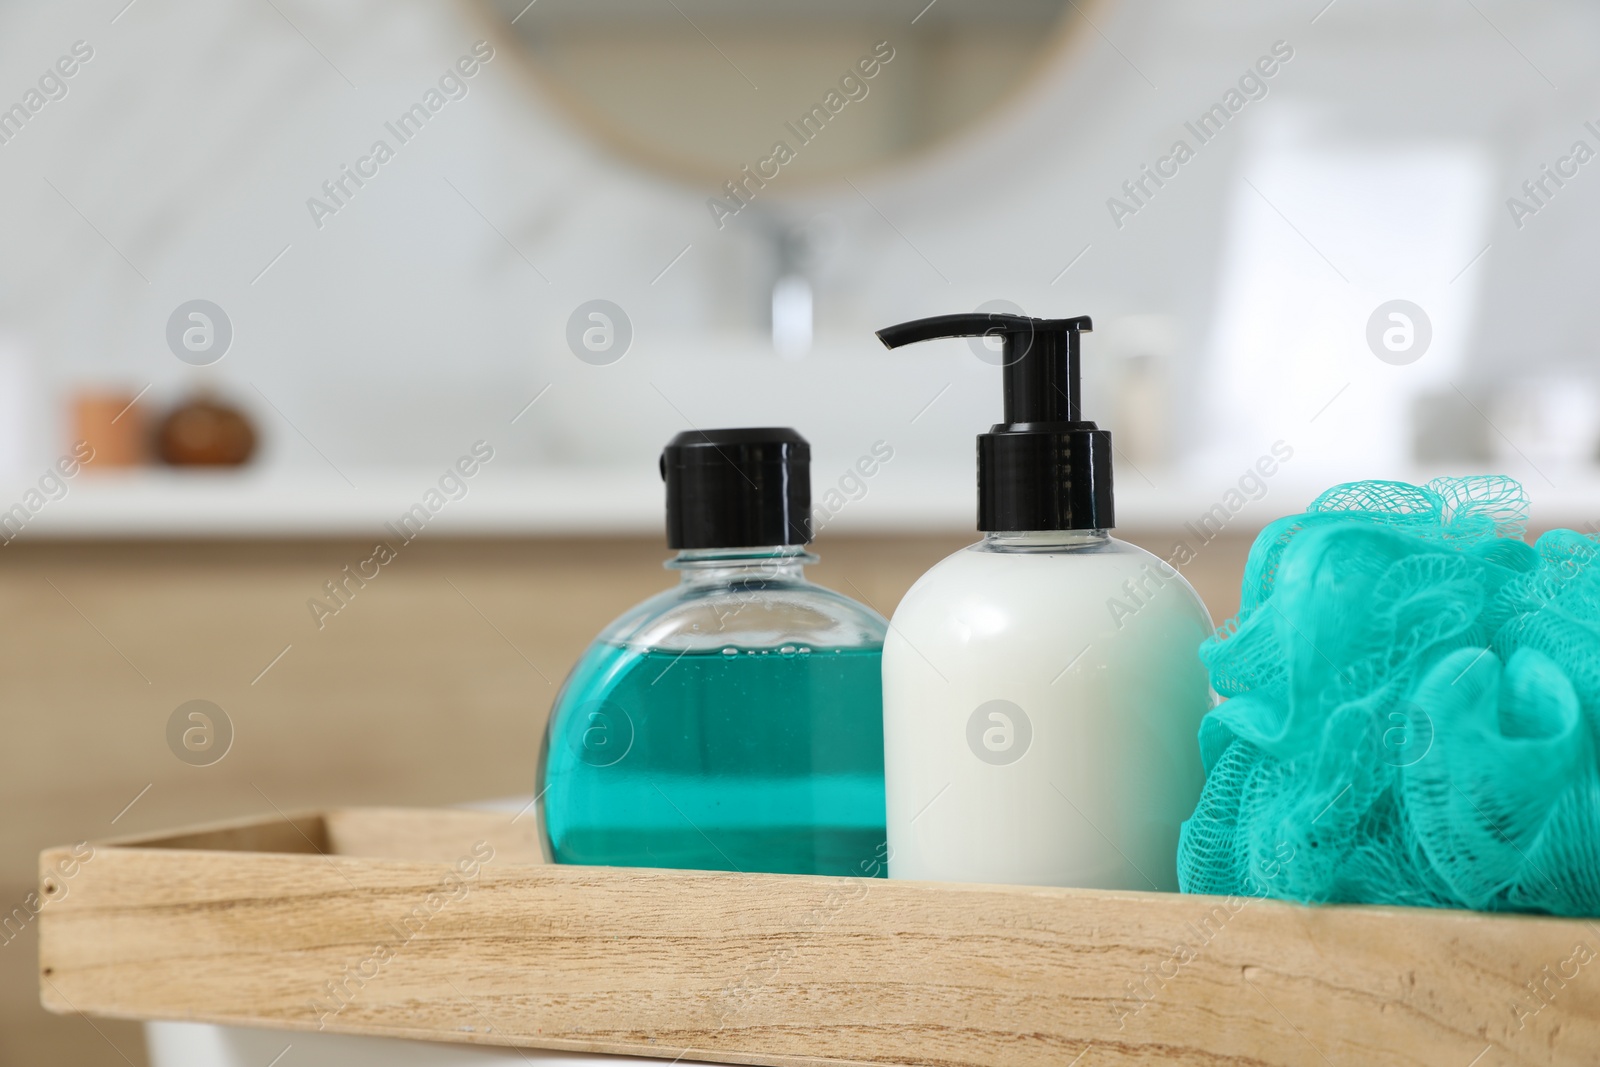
[540, 428, 890, 878]
[875, 314, 1212, 890]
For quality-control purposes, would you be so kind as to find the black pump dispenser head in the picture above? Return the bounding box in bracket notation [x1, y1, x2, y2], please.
[876, 313, 1113, 532]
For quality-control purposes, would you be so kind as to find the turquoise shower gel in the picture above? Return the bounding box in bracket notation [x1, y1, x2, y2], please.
[539, 427, 889, 878]
[543, 642, 885, 875]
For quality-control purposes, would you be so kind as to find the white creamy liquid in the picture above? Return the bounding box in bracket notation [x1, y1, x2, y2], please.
[882, 533, 1214, 889]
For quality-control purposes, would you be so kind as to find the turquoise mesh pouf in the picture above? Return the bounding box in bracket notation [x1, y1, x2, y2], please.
[1178, 476, 1600, 917]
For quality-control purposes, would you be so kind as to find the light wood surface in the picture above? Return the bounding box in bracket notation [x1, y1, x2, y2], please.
[39, 807, 1600, 1067]
[0, 532, 1253, 1064]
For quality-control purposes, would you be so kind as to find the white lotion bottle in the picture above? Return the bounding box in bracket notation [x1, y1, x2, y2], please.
[876, 313, 1213, 890]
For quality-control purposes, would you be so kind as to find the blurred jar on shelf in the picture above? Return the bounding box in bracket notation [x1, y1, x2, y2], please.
[71, 388, 148, 470]
[154, 391, 258, 467]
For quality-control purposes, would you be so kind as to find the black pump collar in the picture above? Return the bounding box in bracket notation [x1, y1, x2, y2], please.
[876, 312, 1113, 532]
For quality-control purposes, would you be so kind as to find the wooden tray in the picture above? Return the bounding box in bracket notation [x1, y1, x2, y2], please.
[38, 807, 1600, 1066]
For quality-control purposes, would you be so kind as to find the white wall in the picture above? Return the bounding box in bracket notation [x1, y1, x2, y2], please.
[0, 0, 1595, 501]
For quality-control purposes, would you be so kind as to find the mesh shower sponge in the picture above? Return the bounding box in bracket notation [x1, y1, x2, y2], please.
[1177, 476, 1600, 916]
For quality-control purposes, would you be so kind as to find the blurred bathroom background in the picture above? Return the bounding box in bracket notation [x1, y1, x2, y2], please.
[3, 0, 1599, 1062]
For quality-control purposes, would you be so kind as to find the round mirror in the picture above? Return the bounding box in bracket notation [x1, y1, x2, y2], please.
[477, 0, 1084, 187]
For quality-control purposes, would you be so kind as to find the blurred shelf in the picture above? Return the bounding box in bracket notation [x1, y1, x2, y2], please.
[7, 465, 1598, 540]
[15, 468, 671, 540]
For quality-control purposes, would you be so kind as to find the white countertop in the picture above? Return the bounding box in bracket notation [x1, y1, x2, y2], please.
[7, 465, 1598, 540]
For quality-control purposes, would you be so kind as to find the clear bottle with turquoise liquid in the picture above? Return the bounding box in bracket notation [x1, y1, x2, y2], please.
[540, 428, 889, 877]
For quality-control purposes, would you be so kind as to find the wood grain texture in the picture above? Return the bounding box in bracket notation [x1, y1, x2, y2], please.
[39, 808, 1600, 1067]
[2, 533, 986, 1064]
